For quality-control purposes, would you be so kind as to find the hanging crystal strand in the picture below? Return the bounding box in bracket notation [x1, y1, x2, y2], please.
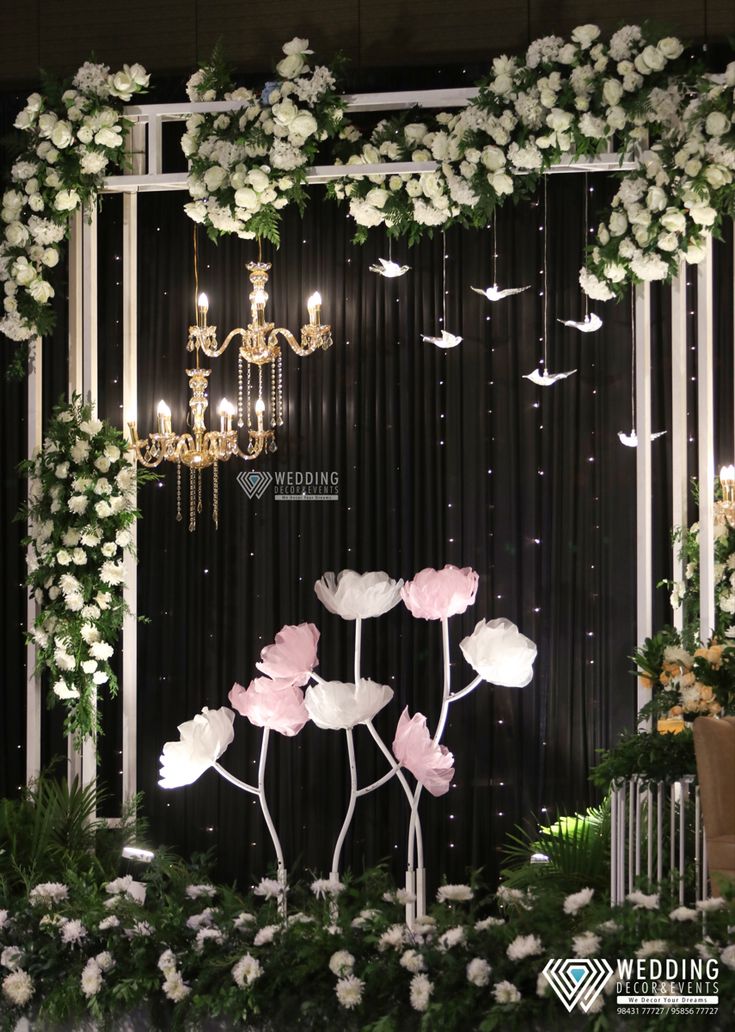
[189, 466, 196, 532]
[270, 359, 277, 428]
[176, 458, 182, 522]
[212, 458, 219, 530]
[246, 361, 252, 430]
[258, 363, 263, 407]
[277, 353, 283, 426]
[197, 466, 202, 514]
[237, 351, 244, 428]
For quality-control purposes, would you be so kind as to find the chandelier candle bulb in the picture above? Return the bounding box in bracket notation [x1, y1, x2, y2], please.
[218, 399, 235, 433]
[307, 292, 322, 327]
[720, 465, 735, 506]
[156, 400, 172, 435]
[255, 397, 265, 431]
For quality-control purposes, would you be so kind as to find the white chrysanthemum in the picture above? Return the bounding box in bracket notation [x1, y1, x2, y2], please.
[2, 969, 34, 1006]
[436, 883, 474, 903]
[186, 883, 217, 899]
[163, 971, 191, 1002]
[636, 939, 668, 958]
[438, 926, 465, 951]
[626, 891, 659, 910]
[409, 972, 433, 1012]
[232, 952, 263, 987]
[328, 950, 354, 976]
[467, 957, 492, 987]
[475, 915, 505, 930]
[563, 887, 595, 914]
[29, 882, 68, 906]
[335, 974, 364, 1010]
[399, 949, 425, 973]
[696, 897, 726, 912]
[80, 959, 102, 997]
[573, 931, 601, 957]
[493, 979, 521, 1004]
[378, 924, 405, 951]
[310, 877, 345, 899]
[669, 906, 697, 922]
[506, 934, 543, 961]
[253, 924, 279, 947]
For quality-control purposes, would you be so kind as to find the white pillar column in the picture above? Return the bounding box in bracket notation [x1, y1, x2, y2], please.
[697, 236, 715, 642]
[26, 338, 43, 783]
[122, 193, 138, 808]
[635, 283, 653, 718]
[67, 210, 83, 786]
[670, 267, 688, 634]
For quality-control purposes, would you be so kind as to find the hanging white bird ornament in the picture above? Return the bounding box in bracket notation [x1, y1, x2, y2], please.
[523, 368, 577, 387]
[422, 330, 463, 349]
[370, 258, 410, 278]
[617, 430, 667, 448]
[471, 284, 531, 301]
[557, 312, 603, 333]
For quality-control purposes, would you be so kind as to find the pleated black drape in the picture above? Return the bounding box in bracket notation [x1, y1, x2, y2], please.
[2, 168, 733, 890]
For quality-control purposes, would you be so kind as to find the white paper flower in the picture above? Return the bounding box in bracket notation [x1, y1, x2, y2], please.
[460, 618, 537, 687]
[314, 570, 404, 620]
[304, 679, 393, 730]
[158, 706, 235, 788]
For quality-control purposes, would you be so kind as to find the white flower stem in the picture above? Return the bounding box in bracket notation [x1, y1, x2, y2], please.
[257, 728, 286, 880]
[365, 720, 424, 866]
[212, 762, 258, 795]
[448, 674, 483, 703]
[407, 615, 451, 917]
[330, 727, 358, 881]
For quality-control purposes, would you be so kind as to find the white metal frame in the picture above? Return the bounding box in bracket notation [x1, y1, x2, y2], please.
[25, 88, 726, 870]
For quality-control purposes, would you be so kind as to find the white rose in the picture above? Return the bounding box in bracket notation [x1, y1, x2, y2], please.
[94, 127, 122, 148]
[688, 205, 716, 227]
[481, 145, 506, 171]
[12, 257, 36, 286]
[606, 106, 627, 130]
[76, 126, 94, 144]
[50, 121, 74, 149]
[5, 222, 29, 247]
[365, 188, 389, 209]
[558, 43, 577, 64]
[646, 186, 667, 211]
[608, 211, 628, 236]
[272, 98, 297, 126]
[111, 69, 135, 99]
[704, 165, 731, 189]
[657, 232, 679, 252]
[602, 79, 623, 106]
[290, 111, 318, 140]
[660, 208, 686, 233]
[571, 24, 600, 48]
[640, 45, 666, 72]
[489, 172, 514, 196]
[705, 111, 729, 137]
[282, 36, 312, 56]
[203, 166, 228, 193]
[276, 54, 306, 79]
[247, 169, 270, 193]
[38, 112, 58, 137]
[28, 279, 54, 304]
[54, 190, 80, 212]
[658, 37, 684, 61]
[234, 187, 258, 210]
[491, 73, 513, 95]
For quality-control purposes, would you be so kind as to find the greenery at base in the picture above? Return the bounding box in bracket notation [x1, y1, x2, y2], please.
[590, 729, 697, 789]
[0, 778, 732, 1031]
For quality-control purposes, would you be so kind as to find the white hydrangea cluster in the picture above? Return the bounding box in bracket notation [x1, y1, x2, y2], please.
[0, 62, 148, 346]
[183, 38, 342, 244]
[585, 63, 735, 298]
[24, 397, 141, 743]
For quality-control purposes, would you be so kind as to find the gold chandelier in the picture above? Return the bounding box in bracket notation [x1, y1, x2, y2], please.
[191, 244, 333, 444]
[127, 235, 332, 531]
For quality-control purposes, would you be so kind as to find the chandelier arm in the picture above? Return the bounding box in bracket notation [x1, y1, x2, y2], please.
[270, 326, 320, 358]
[199, 327, 248, 358]
[127, 439, 167, 468]
[233, 433, 268, 462]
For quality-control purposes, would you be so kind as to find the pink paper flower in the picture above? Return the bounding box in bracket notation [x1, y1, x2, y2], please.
[256, 623, 319, 686]
[229, 678, 309, 737]
[401, 566, 479, 620]
[392, 708, 454, 796]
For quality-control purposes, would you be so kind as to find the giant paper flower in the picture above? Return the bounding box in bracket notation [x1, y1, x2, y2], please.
[256, 623, 319, 686]
[304, 679, 394, 730]
[392, 708, 454, 796]
[401, 566, 479, 620]
[460, 618, 537, 687]
[158, 707, 235, 789]
[314, 570, 404, 620]
[229, 678, 309, 737]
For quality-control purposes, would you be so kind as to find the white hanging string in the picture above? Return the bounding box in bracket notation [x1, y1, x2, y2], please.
[493, 214, 498, 286]
[441, 230, 447, 326]
[630, 287, 636, 430]
[542, 177, 548, 369]
[583, 172, 590, 320]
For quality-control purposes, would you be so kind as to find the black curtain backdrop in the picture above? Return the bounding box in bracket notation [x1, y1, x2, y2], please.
[1, 161, 733, 889]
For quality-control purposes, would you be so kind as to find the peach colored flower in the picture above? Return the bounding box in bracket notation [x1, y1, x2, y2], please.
[401, 565, 479, 620]
[229, 678, 309, 737]
[256, 623, 319, 686]
[392, 708, 454, 796]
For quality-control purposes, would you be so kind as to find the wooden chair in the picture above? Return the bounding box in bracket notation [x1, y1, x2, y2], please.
[693, 716, 735, 896]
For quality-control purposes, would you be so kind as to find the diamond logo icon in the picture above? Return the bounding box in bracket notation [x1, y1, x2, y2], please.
[543, 958, 613, 1013]
[237, 471, 272, 500]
